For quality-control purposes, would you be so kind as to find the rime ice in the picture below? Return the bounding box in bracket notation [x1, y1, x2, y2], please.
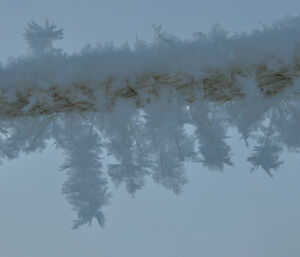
[1, 16, 300, 228]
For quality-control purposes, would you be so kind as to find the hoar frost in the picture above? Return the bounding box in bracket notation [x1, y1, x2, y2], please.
[1, 16, 300, 228]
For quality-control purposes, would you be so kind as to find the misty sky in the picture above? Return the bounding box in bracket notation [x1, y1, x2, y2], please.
[1, 1, 300, 257]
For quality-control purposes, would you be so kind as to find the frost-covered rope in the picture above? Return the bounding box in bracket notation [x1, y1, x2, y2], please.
[1, 17, 300, 117]
[1, 18, 300, 228]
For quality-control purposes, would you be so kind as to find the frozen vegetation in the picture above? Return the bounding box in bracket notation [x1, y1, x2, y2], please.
[0, 17, 300, 228]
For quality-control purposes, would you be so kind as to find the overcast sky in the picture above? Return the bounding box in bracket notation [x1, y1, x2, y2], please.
[1, 1, 300, 257]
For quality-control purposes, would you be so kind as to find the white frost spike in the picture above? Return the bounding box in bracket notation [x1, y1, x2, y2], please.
[247, 140, 283, 178]
[190, 102, 232, 171]
[247, 124, 283, 177]
[24, 20, 63, 55]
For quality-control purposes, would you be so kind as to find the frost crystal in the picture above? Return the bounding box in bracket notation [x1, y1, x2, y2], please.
[1, 17, 300, 228]
[24, 20, 63, 55]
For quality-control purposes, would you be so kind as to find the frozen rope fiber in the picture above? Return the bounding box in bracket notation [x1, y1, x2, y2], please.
[0, 17, 300, 117]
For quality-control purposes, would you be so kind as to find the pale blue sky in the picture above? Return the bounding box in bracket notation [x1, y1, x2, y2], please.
[1, 1, 300, 257]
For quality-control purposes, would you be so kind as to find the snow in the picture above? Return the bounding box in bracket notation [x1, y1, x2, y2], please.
[1, 16, 300, 228]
